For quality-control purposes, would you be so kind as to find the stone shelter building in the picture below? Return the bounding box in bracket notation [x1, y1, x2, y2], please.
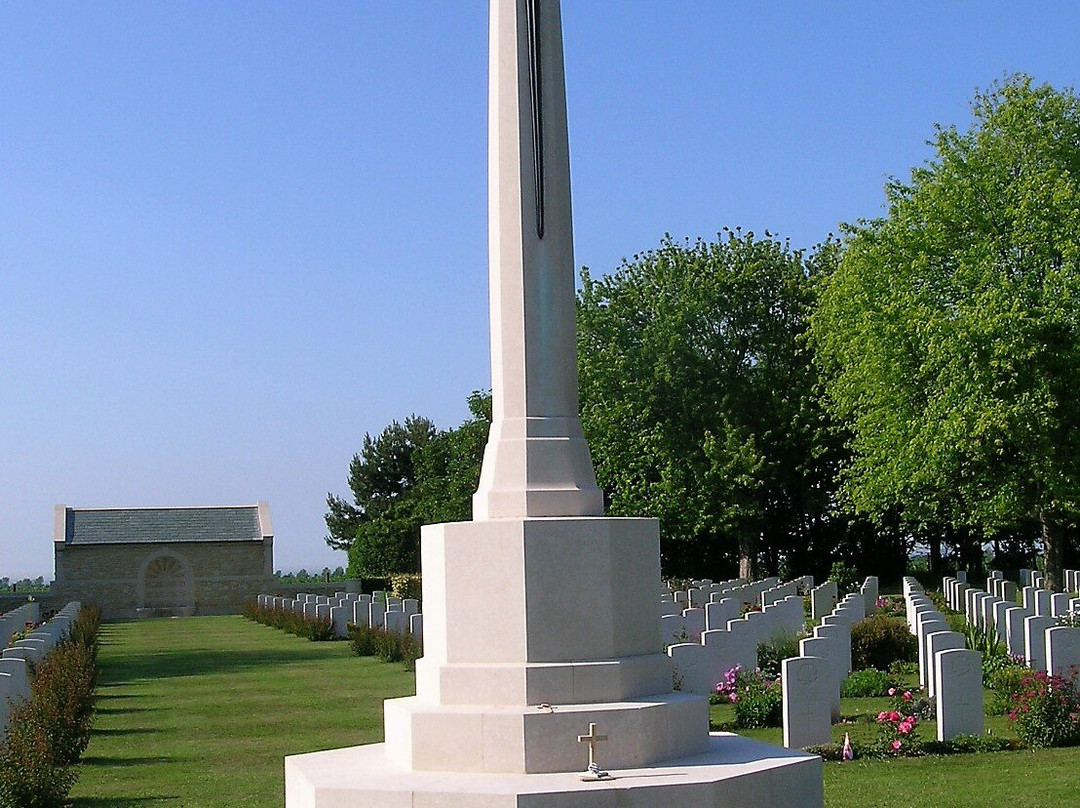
[53, 503, 274, 619]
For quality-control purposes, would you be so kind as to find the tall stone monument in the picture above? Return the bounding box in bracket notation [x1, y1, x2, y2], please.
[285, 2, 822, 804]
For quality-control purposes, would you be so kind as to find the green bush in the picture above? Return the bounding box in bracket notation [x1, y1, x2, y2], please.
[349, 623, 380, 656]
[0, 608, 102, 808]
[65, 605, 102, 663]
[30, 643, 96, 765]
[988, 663, 1031, 715]
[841, 667, 897, 698]
[850, 615, 917, 671]
[0, 701, 78, 808]
[348, 624, 423, 672]
[756, 630, 802, 678]
[828, 561, 861, 596]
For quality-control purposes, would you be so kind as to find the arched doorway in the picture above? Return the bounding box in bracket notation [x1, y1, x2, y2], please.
[137, 551, 195, 618]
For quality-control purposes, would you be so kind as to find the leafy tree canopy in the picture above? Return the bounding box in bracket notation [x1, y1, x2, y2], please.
[810, 74, 1080, 589]
[577, 228, 850, 579]
[325, 393, 491, 578]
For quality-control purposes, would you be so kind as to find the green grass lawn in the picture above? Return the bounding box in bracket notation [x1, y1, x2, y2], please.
[72, 616, 1080, 807]
[70, 616, 414, 808]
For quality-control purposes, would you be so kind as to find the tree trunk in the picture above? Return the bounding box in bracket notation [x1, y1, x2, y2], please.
[929, 531, 941, 577]
[738, 532, 757, 581]
[1040, 511, 1065, 593]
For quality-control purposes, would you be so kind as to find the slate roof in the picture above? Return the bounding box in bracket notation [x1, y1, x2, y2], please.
[59, 505, 269, 545]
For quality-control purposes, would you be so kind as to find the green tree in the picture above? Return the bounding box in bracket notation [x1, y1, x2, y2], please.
[577, 229, 846, 579]
[325, 394, 491, 578]
[325, 415, 438, 577]
[810, 75, 1080, 591]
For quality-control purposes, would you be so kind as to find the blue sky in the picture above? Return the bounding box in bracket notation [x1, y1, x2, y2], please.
[3, 2, 1078, 579]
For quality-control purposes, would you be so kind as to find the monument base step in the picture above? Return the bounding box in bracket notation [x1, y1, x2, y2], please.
[284, 733, 823, 808]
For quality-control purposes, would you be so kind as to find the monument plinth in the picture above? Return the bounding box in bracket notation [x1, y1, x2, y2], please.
[285, 1, 823, 805]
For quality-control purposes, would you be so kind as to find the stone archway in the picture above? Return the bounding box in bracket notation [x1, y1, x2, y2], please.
[136, 550, 195, 618]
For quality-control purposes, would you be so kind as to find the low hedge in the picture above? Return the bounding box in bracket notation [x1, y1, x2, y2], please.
[0, 605, 101, 808]
[242, 601, 335, 641]
[348, 624, 422, 671]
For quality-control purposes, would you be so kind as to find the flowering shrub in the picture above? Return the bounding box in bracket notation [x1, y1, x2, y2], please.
[389, 573, 422, 602]
[1006, 669, 1080, 748]
[875, 688, 922, 755]
[714, 665, 783, 728]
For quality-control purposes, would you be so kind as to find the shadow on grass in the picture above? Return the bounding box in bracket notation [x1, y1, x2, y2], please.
[95, 706, 158, 715]
[100, 645, 350, 686]
[91, 726, 159, 737]
[73, 798, 178, 807]
[81, 755, 173, 767]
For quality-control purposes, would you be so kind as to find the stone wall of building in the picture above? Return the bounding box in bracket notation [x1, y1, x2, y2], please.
[54, 539, 272, 619]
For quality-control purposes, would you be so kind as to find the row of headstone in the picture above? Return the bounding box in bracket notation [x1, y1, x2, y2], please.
[0, 601, 41, 648]
[809, 581, 838, 621]
[660, 576, 813, 645]
[905, 579, 983, 741]
[1019, 569, 1046, 590]
[783, 588, 870, 748]
[666, 589, 806, 696]
[257, 592, 423, 641]
[860, 575, 879, 616]
[1064, 569, 1080, 596]
[944, 571, 1080, 669]
[1, 601, 82, 745]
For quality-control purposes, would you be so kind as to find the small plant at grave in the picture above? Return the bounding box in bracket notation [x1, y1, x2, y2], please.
[888, 659, 918, 678]
[987, 660, 1031, 715]
[874, 595, 905, 619]
[828, 561, 860, 596]
[1006, 669, 1080, 748]
[756, 630, 802, 678]
[841, 667, 898, 698]
[739, 601, 761, 617]
[668, 626, 691, 648]
[1056, 609, 1080, 628]
[962, 623, 1010, 687]
[715, 665, 783, 728]
[927, 589, 952, 614]
[851, 615, 917, 672]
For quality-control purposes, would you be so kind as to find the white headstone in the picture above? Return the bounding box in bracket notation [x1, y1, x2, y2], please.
[1025, 615, 1056, 671]
[925, 630, 965, 698]
[1045, 626, 1080, 681]
[935, 648, 983, 741]
[782, 656, 831, 749]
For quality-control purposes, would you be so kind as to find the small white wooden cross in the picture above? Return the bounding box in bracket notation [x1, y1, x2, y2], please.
[577, 722, 610, 780]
